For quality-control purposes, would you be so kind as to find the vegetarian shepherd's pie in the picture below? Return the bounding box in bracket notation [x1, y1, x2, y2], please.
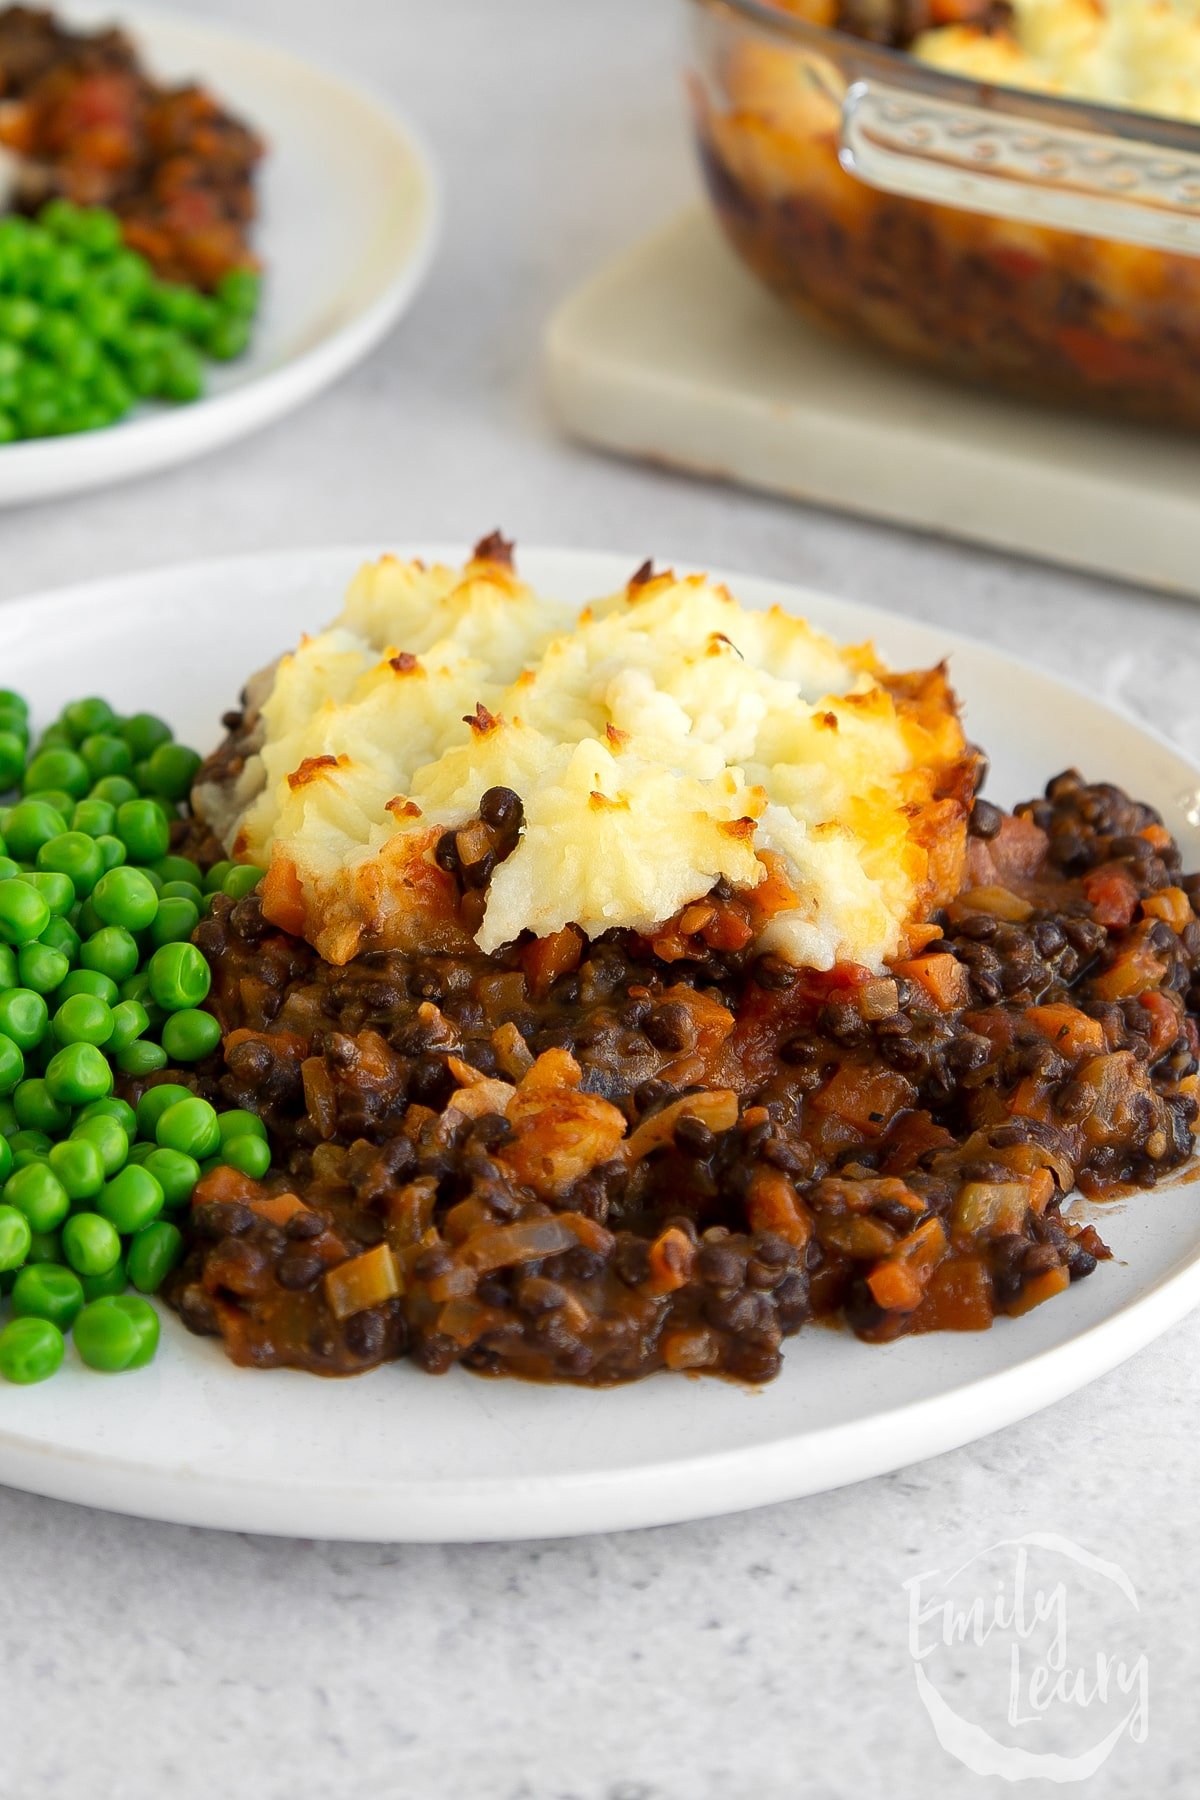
[163, 538, 1200, 1385]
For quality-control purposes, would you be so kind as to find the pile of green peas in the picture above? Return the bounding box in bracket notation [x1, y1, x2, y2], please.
[0, 687, 272, 1384]
[0, 200, 260, 442]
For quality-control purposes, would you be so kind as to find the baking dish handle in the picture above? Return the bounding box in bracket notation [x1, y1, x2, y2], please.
[840, 78, 1200, 253]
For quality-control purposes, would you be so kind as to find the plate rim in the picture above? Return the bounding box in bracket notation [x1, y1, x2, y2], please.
[1, 541, 1198, 1542]
[0, 3, 441, 502]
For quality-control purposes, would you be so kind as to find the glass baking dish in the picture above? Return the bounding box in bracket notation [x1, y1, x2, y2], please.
[684, 0, 1200, 426]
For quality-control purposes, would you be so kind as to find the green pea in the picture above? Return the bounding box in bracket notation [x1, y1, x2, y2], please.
[115, 797, 169, 863]
[75, 1095, 136, 1136]
[155, 1096, 220, 1161]
[53, 992, 113, 1046]
[0, 989, 45, 1051]
[70, 796, 116, 838]
[158, 341, 204, 404]
[106, 999, 147, 1053]
[92, 865, 158, 932]
[215, 1108, 268, 1144]
[221, 1134, 270, 1180]
[38, 912, 78, 960]
[222, 864, 265, 900]
[0, 295, 39, 341]
[56, 968, 117, 1006]
[0, 1316, 63, 1383]
[78, 925, 139, 984]
[27, 869, 74, 915]
[141, 1147, 199, 1212]
[11, 1262, 84, 1330]
[44, 1042, 113, 1106]
[146, 897, 198, 949]
[140, 741, 199, 806]
[0, 1135, 10, 1181]
[135, 1083, 192, 1140]
[158, 880, 203, 911]
[119, 713, 171, 761]
[61, 1210, 121, 1277]
[115, 1040, 167, 1077]
[74, 898, 101, 937]
[203, 860, 235, 894]
[0, 857, 18, 881]
[16, 941, 68, 994]
[36, 830, 102, 895]
[22, 747, 88, 799]
[0, 731, 25, 788]
[0, 1041, 30, 1097]
[78, 732, 131, 785]
[0, 944, 16, 986]
[90, 775, 138, 808]
[93, 834, 126, 874]
[206, 314, 251, 361]
[7, 1130, 49, 1158]
[70, 207, 123, 259]
[4, 1161, 69, 1232]
[47, 1136, 105, 1200]
[216, 267, 261, 317]
[160, 1007, 220, 1063]
[153, 856, 203, 888]
[147, 941, 210, 1011]
[60, 696, 115, 741]
[80, 1256, 127, 1300]
[74, 1293, 158, 1371]
[24, 787, 74, 817]
[13, 1078, 69, 1134]
[69, 1114, 128, 1177]
[27, 1227, 60, 1264]
[0, 877, 50, 944]
[0, 1202, 32, 1271]
[126, 1220, 183, 1294]
[96, 1164, 163, 1234]
[0, 1098, 18, 1136]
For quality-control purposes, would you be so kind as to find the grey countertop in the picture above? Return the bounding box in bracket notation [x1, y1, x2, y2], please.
[1, 2, 1197, 1794]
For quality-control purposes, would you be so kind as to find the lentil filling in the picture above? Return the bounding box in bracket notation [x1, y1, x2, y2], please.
[164, 767, 1200, 1385]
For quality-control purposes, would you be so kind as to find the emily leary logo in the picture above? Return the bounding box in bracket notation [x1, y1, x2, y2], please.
[904, 1532, 1150, 1783]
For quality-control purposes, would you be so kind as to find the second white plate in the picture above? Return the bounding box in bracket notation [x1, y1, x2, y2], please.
[0, 4, 438, 505]
[1, 544, 1199, 1541]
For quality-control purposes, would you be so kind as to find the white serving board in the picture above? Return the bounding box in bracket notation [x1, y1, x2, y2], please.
[547, 208, 1200, 599]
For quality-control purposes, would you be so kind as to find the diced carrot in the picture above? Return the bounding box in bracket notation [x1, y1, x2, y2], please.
[1091, 944, 1165, 1001]
[1025, 1004, 1105, 1059]
[247, 1191, 309, 1227]
[1005, 1264, 1070, 1317]
[893, 953, 969, 1011]
[1142, 887, 1192, 932]
[323, 1243, 402, 1320]
[810, 1063, 916, 1136]
[746, 1169, 812, 1247]
[957, 884, 1033, 922]
[867, 1260, 925, 1312]
[1007, 1077, 1054, 1123]
[1139, 824, 1173, 851]
[647, 1226, 696, 1294]
[193, 1164, 261, 1208]
[1138, 989, 1182, 1060]
[260, 854, 307, 936]
[520, 926, 583, 1000]
[1083, 867, 1140, 929]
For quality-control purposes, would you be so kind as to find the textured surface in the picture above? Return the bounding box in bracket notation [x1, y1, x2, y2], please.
[1, 0, 1197, 1794]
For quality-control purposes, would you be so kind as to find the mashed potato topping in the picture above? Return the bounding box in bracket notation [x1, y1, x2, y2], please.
[914, 0, 1200, 121]
[201, 542, 973, 969]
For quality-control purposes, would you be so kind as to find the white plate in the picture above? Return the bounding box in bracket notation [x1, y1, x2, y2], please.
[1, 546, 1199, 1542]
[0, 5, 438, 505]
